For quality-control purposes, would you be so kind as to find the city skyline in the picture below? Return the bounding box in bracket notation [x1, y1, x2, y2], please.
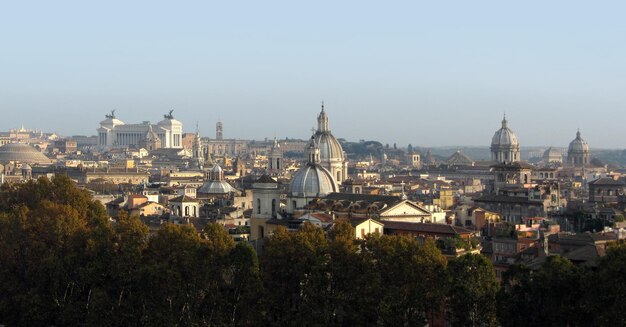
[2, 1, 626, 147]
[2, 110, 615, 150]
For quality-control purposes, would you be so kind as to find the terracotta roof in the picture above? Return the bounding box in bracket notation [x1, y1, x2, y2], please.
[169, 195, 198, 203]
[323, 192, 402, 207]
[383, 221, 473, 235]
[301, 212, 334, 223]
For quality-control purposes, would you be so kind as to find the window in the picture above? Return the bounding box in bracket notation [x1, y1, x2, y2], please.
[271, 199, 277, 217]
[361, 228, 365, 238]
[257, 199, 261, 215]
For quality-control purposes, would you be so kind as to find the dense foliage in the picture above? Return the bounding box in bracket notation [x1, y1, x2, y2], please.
[1, 176, 625, 326]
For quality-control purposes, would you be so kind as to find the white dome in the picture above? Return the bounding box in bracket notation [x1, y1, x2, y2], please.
[568, 130, 589, 153]
[198, 180, 237, 194]
[289, 163, 338, 197]
[491, 116, 519, 148]
[314, 132, 344, 162]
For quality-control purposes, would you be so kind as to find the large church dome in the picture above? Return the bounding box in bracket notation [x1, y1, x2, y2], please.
[491, 115, 519, 148]
[314, 132, 344, 162]
[568, 130, 589, 153]
[567, 130, 590, 167]
[0, 143, 51, 164]
[288, 164, 338, 197]
[490, 115, 521, 163]
[313, 105, 345, 162]
[289, 137, 338, 198]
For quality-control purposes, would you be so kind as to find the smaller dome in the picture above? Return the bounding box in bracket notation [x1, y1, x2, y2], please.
[543, 147, 562, 163]
[289, 163, 338, 197]
[543, 147, 561, 156]
[197, 180, 237, 194]
[491, 116, 519, 148]
[568, 130, 589, 153]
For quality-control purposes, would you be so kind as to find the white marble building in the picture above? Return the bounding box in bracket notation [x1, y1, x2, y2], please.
[97, 110, 183, 149]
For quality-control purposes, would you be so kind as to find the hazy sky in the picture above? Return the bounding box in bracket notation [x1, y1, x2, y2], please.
[1, 1, 625, 148]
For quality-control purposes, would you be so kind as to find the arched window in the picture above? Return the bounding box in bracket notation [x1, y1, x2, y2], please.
[193, 206, 197, 217]
[185, 206, 189, 216]
[337, 171, 341, 182]
[257, 198, 261, 215]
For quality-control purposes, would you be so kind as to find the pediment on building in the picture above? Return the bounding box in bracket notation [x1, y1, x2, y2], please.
[380, 200, 431, 217]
